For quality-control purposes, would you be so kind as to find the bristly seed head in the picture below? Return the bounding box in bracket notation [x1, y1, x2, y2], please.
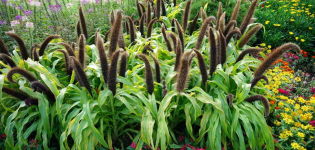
[2, 87, 29, 100]
[57, 50, 71, 75]
[127, 17, 137, 45]
[109, 11, 122, 57]
[137, 53, 154, 94]
[119, 52, 128, 88]
[5, 32, 29, 60]
[245, 95, 270, 117]
[209, 28, 217, 75]
[250, 75, 268, 89]
[226, 27, 242, 44]
[38, 35, 60, 56]
[70, 56, 92, 95]
[239, 0, 259, 33]
[182, 0, 192, 32]
[7, 67, 37, 83]
[96, 33, 109, 84]
[176, 51, 195, 92]
[195, 16, 216, 50]
[150, 54, 161, 83]
[79, 6, 88, 38]
[59, 43, 75, 56]
[78, 34, 86, 68]
[235, 47, 263, 63]
[0, 53, 16, 67]
[108, 49, 122, 95]
[237, 24, 262, 48]
[30, 80, 55, 102]
[194, 49, 208, 86]
[0, 38, 10, 55]
[162, 25, 172, 51]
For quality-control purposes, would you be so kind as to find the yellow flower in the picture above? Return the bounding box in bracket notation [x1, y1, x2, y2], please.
[273, 24, 281, 27]
[294, 104, 300, 109]
[301, 106, 309, 111]
[300, 39, 305, 42]
[265, 21, 270, 24]
[297, 132, 305, 138]
[289, 32, 294, 35]
[297, 97, 306, 103]
[309, 27, 313, 30]
[291, 142, 300, 149]
[294, 77, 301, 82]
[295, 37, 299, 40]
[290, 18, 295, 22]
[279, 132, 288, 139]
[268, 45, 272, 49]
[260, 43, 266, 47]
[294, 122, 302, 127]
[274, 120, 281, 126]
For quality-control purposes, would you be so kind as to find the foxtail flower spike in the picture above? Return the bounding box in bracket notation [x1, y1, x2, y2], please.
[109, 11, 122, 57]
[182, 0, 192, 32]
[96, 33, 109, 84]
[119, 52, 128, 88]
[188, 12, 200, 35]
[194, 49, 208, 86]
[250, 75, 268, 89]
[59, 43, 75, 56]
[79, 6, 88, 38]
[245, 95, 270, 117]
[127, 17, 137, 45]
[7, 67, 37, 83]
[162, 25, 172, 51]
[239, 0, 259, 33]
[38, 35, 60, 56]
[78, 34, 86, 68]
[30, 80, 55, 102]
[209, 28, 217, 75]
[235, 47, 263, 63]
[70, 56, 92, 95]
[0, 53, 16, 67]
[195, 16, 216, 50]
[229, 0, 241, 23]
[237, 24, 262, 48]
[137, 54, 154, 94]
[0, 38, 10, 55]
[176, 51, 195, 92]
[108, 50, 122, 95]
[151, 54, 161, 83]
[57, 50, 71, 75]
[5, 32, 29, 60]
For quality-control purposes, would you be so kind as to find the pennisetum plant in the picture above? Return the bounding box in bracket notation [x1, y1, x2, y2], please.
[235, 47, 263, 63]
[5, 32, 29, 60]
[228, 0, 241, 24]
[76, 21, 82, 37]
[176, 51, 195, 92]
[195, 16, 216, 50]
[174, 19, 185, 49]
[226, 27, 241, 44]
[127, 17, 137, 45]
[7, 67, 37, 83]
[161, 0, 167, 16]
[218, 12, 226, 32]
[209, 27, 217, 75]
[224, 20, 237, 36]
[59, 43, 75, 56]
[245, 95, 270, 117]
[239, 0, 259, 33]
[70, 56, 92, 95]
[182, 0, 192, 32]
[162, 25, 173, 51]
[237, 24, 263, 48]
[2, 87, 38, 105]
[38, 35, 60, 56]
[137, 53, 154, 94]
[219, 30, 227, 64]
[108, 49, 122, 95]
[156, 0, 161, 18]
[57, 50, 71, 75]
[119, 52, 128, 88]
[193, 49, 208, 86]
[147, 18, 160, 38]
[109, 11, 122, 57]
[78, 34, 86, 68]
[96, 33, 109, 84]
[139, 14, 146, 37]
[0, 38, 10, 55]
[79, 6, 88, 38]
[251, 75, 268, 89]
[146, 2, 152, 25]
[174, 38, 182, 71]
[31, 44, 40, 61]
[200, 8, 207, 21]
[188, 12, 200, 35]
[30, 80, 55, 102]
[150, 54, 161, 83]
[216, 2, 223, 30]
[0, 53, 16, 67]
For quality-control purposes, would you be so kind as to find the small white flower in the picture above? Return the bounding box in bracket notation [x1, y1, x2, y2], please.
[66, 3, 73, 8]
[10, 20, 20, 27]
[25, 22, 34, 28]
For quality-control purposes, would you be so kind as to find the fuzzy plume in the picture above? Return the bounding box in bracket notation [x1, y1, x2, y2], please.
[110, 10, 115, 25]
[137, 54, 154, 94]
[79, 7, 88, 38]
[38, 35, 60, 56]
[108, 50, 121, 95]
[188, 12, 200, 35]
[195, 16, 216, 50]
[161, 0, 167, 16]
[78, 34, 86, 67]
[24, 98, 38, 106]
[245, 95, 270, 117]
[250, 75, 268, 89]
[219, 31, 227, 64]
[162, 25, 173, 51]
[216, 31, 222, 65]
[254, 43, 300, 78]
[156, 0, 161, 18]
[226, 27, 241, 44]
[224, 20, 237, 35]
[125, 21, 129, 34]
[2, 87, 29, 100]
[30, 81, 55, 102]
[151, 54, 161, 83]
[162, 80, 167, 97]
[168, 32, 178, 52]
[137, 1, 144, 17]
[139, 14, 146, 37]
[0, 53, 16, 67]
[118, 22, 126, 50]
[119, 52, 128, 88]
[200, 8, 207, 21]
[182, 0, 192, 32]
[229, 0, 241, 23]
[235, 47, 263, 63]
[218, 12, 226, 32]
[96, 33, 109, 83]
[59, 43, 75, 56]
[0, 38, 10, 55]
[209, 28, 217, 75]
[173, 0, 176, 6]
[5, 32, 29, 60]
[147, 18, 159, 38]
[216, 2, 223, 30]
[143, 44, 153, 54]
[174, 38, 183, 71]
[239, 0, 259, 33]
[31, 45, 39, 61]
[70, 56, 92, 94]
[171, 19, 176, 32]
[109, 11, 122, 57]
[176, 51, 195, 92]
[237, 24, 262, 48]
[174, 19, 185, 49]
[194, 49, 208, 86]
[57, 50, 71, 75]
[76, 21, 81, 37]
[7, 67, 37, 83]
[146, 2, 152, 25]
[127, 17, 137, 45]
[226, 94, 234, 107]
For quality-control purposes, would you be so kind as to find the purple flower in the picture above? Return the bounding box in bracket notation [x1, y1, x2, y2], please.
[311, 87, 315, 94]
[15, 15, 23, 20]
[24, 10, 33, 16]
[95, 0, 100, 3]
[2, 0, 7, 3]
[310, 120, 315, 127]
[49, 5, 61, 12]
[0, 20, 6, 25]
[87, 8, 94, 13]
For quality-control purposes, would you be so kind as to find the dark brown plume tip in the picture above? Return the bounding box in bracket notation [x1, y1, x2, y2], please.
[78, 34, 86, 68]
[174, 19, 185, 49]
[219, 31, 227, 64]
[0, 38, 10, 55]
[137, 54, 154, 94]
[0, 53, 16, 67]
[229, 0, 241, 23]
[235, 47, 263, 63]
[161, 0, 167, 16]
[209, 28, 217, 75]
[194, 49, 208, 86]
[57, 50, 71, 75]
[162, 80, 167, 97]
[38, 35, 60, 56]
[240, 0, 259, 33]
[146, 2, 152, 25]
[5, 32, 29, 60]
[218, 12, 226, 32]
[139, 14, 146, 37]
[119, 52, 128, 88]
[109, 11, 122, 57]
[176, 51, 195, 92]
[7, 67, 37, 83]
[108, 50, 122, 95]
[147, 18, 159, 38]
[96, 33, 109, 83]
[226, 94, 234, 107]
[156, 0, 161, 18]
[76, 21, 82, 37]
[174, 38, 182, 71]
[59, 43, 75, 56]
[237, 24, 263, 48]
[30, 80, 55, 102]
[31, 44, 39, 61]
[136, 1, 143, 17]
[150, 54, 161, 83]
[173, 0, 176, 6]
[226, 27, 241, 44]
[188, 12, 200, 35]
[216, 2, 223, 30]
[254, 43, 300, 78]
[79, 6, 88, 38]
[70, 56, 92, 95]
[24, 98, 38, 106]
[127, 17, 137, 45]
[182, 0, 192, 32]
[224, 20, 237, 35]
[245, 95, 270, 117]
[250, 75, 268, 89]
[2, 87, 29, 100]
[195, 16, 216, 50]
[162, 25, 172, 52]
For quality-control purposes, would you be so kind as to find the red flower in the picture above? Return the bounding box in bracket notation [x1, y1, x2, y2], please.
[310, 120, 315, 127]
[278, 88, 290, 95]
[0, 133, 6, 139]
[130, 142, 137, 149]
[275, 107, 280, 110]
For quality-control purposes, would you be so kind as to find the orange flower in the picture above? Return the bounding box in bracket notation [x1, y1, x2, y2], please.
[270, 100, 276, 105]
